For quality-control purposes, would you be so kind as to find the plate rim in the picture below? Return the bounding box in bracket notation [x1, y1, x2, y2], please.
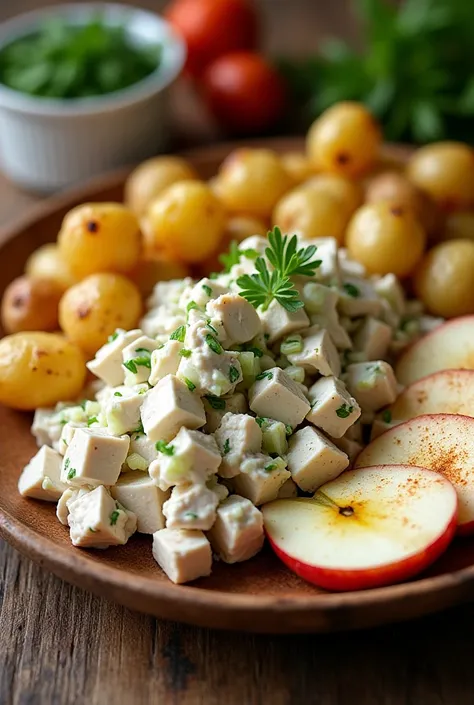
[1, 136, 472, 633]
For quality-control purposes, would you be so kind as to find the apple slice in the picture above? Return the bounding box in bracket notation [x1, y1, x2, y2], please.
[263, 465, 457, 591]
[355, 414, 474, 534]
[387, 369, 474, 422]
[396, 316, 474, 385]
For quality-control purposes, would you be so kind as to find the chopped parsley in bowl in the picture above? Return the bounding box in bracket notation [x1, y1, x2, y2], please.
[0, 15, 162, 100]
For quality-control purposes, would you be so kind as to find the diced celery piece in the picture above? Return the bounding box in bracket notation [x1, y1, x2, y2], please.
[126, 453, 148, 471]
[165, 455, 190, 484]
[285, 365, 305, 384]
[280, 334, 303, 356]
[238, 351, 261, 389]
[262, 420, 288, 456]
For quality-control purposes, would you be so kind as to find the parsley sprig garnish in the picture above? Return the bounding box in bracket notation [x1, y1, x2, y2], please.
[236, 227, 321, 312]
[219, 241, 259, 273]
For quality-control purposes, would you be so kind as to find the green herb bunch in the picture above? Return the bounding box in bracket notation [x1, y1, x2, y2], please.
[280, 0, 474, 143]
[0, 15, 161, 99]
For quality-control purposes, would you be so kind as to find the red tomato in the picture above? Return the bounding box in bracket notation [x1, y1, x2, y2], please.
[165, 0, 259, 77]
[201, 52, 286, 133]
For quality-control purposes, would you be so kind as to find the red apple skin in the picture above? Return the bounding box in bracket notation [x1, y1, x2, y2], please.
[266, 513, 457, 592]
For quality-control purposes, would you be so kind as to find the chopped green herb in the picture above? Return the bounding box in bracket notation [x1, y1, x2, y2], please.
[382, 409, 392, 423]
[170, 325, 186, 342]
[255, 417, 267, 428]
[138, 386, 148, 395]
[204, 395, 226, 410]
[206, 320, 218, 336]
[64, 458, 70, 470]
[133, 421, 144, 435]
[123, 352, 152, 372]
[223, 438, 231, 455]
[110, 510, 120, 526]
[87, 416, 98, 427]
[155, 440, 175, 456]
[184, 377, 196, 392]
[114, 391, 122, 397]
[209, 272, 219, 280]
[219, 240, 241, 272]
[336, 403, 354, 419]
[229, 365, 240, 383]
[264, 333, 270, 340]
[179, 348, 192, 358]
[187, 300, 199, 312]
[79, 400, 87, 411]
[245, 345, 263, 358]
[343, 283, 360, 298]
[285, 424, 293, 436]
[108, 331, 119, 343]
[185, 512, 198, 520]
[89, 527, 97, 533]
[264, 463, 276, 472]
[123, 359, 137, 374]
[202, 284, 212, 297]
[205, 333, 223, 354]
[67, 468, 76, 480]
[256, 371, 273, 381]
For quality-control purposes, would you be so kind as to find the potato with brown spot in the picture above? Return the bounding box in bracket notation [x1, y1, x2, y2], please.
[58, 203, 141, 278]
[1, 276, 62, 333]
[0, 332, 86, 410]
[59, 273, 142, 356]
[125, 156, 198, 217]
[25, 243, 76, 292]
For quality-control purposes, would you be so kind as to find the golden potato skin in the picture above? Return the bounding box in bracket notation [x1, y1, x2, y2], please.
[407, 142, 474, 211]
[273, 186, 348, 244]
[128, 256, 190, 297]
[307, 102, 382, 178]
[59, 273, 142, 356]
[346, 202, 426, 277]
[146, 180, 226, 263]
[281, 152, 318, 183]
[0, 332, 86, 410]
[1, 276, 62, 334]
[304, 173, 362, 217]
[414, 239, 474, 318]
[25, 243, 76, 291]
[125, 156, 198, 217]
[58, 203, 141, 279]
[214, 148, 294, 218]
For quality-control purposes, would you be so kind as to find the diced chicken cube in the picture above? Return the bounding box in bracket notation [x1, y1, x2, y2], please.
[60, 428, 130, 487]
[140, 375, 205, 443]
[163, 483, 220, 530]
[128, 431, 159, 466]
[288, 329, 341, 377]
[147, 278, 193, 309]
[338, 248, 366, 278]
[373, 273, 406, 317]
[111, 471, 169, 534]
[152, 529, 212, 584]
[287, 426, 349, 492]
[149, 428, 221, 491]
[302, 284, 352, 350]
[249, 367, 311, 428]
[104, 386, 146, 436]
[56, 487, 89, 525]
[67, 485, 137, 548]
[177, 347, 242, 397]
[207, 294, 261, 345]
[207, 495, 264, 564]
[306, 376, 361, 438]
[32, 408, 65, 448]
[122, 335, 160, 385]
[338, 278, 382, 318]
[180, 277, 230, 310]
[345, 361, 398, 412]
[18, 445, 66, 501]
[232, 454, 290, 505]
[304, 237, 340, 284]
[259, 299, 309, 344]
[140, 304, 186, 339]
[353, 317, 392, 360]
[277, 477, 298, 499]
[214, 413, 262, 478]
[54, 421, 87, 456]
[149, 341, 182, 386]
[203, 392, 248, 433]
[87, 329, 142, 387]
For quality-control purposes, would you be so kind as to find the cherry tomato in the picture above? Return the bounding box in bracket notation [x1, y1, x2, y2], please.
[165, 0, 258, 77]
[201, 52, 285, 133]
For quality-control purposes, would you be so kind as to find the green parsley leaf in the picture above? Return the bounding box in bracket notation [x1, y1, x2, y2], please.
[184, 378, 196, 392]
[179, 348, 192, 358]
[67, 467, 76, 480]
[237, 257, 304, 313]
[229, 365, 240, 383]
[343, 283, 360, 298]
[110, 510, 120, 526]
[382, 409, 392, 423]
[336, 403, 354, 419]
[79, 400, 87, 411]
[219, 240, 241, 272]
[202, 284, 212, 297]
[204, 395, 226, 410]
[223, 438, 231, 455]
[89, 527, 97, 533]
[264, 463, 276, 472]
[155, 440, 175, 455]
[87, 416, 98, 427]
[185, 512, 198, 520]
[285, 424, 293, 436]
[133, 421, 144, 435]
[170, 325, 186, 342]
[206, 320, 218, 336]
[256, 371, 273, 381]
[187, 300, 199, 313]
[123, 359, 137, 374]
[266, 226, 321, 278]
[114, 391, 122, 397]
[245, 345, 263, 358]
[205, 334, 223, 354]
[255, 417, 268, 428]
[108, 330, 119, 343]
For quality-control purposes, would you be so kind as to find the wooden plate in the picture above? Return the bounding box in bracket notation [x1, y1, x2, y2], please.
[1, 137, 474, 634]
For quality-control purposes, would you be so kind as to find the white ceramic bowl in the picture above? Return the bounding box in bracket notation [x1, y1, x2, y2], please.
[0, 3, 186, 192]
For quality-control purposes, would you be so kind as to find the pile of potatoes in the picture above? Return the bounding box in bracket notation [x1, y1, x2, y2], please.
[1, 100, 474, 410]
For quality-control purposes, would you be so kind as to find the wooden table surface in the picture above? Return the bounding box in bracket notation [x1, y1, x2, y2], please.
[1, 2, 474, 704]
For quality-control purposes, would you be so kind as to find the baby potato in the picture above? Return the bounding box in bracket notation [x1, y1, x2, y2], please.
[414, 239, 474, 318]
[281, 152, 318, 183]
[346, 202, 426, 277]
[146, 180, 226, 263]
[128, 256, 190, 297]
[214, 148, 294, 218]
[25, 243, 76, 291]
[58, 203, 141, 279]
[125, 156, 198, 217]
[273, 185, 348, 244]
[1, 276, 62, 334]
[303, 173, 362, 217]
[407, 142, 474, 211]
[59, 273, 142, 356]
[0, 332, 86, 410]
[443, 211, 474, 241]
[307, 102, 382, 178]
